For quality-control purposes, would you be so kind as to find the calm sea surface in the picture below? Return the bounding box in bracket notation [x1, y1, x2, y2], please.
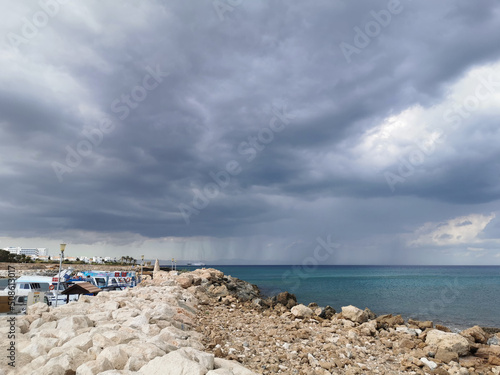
[3, 265, 499, 330]
[183, 265, 500, 330]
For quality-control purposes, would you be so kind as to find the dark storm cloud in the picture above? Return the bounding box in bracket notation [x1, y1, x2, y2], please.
[1, 0, 500, 263]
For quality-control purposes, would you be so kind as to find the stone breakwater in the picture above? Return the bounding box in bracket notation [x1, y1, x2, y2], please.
[1, 268, 499, 375]
[0, 268, 258, 375]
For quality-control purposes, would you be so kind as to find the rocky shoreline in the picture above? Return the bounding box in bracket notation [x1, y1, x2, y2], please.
[0, 268, 499, 374]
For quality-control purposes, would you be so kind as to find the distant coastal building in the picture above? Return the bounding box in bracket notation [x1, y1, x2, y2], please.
[1, 248, 119, 263]
[2, 247, 49, 257]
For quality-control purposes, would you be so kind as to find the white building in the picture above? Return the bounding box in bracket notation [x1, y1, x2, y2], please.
[2, 247, 48, 256]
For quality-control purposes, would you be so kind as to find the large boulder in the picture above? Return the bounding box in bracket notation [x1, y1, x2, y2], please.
[57, 315, 93, 331]
[341, 305, 368, 324]
[61, 332, 93, 352]
[177, 276, 193, 289]
[408, 318, 433, 330]
[213, 358, 259, 375]
[291, 304, 313, 319]
[138, 348, 214, 374]
[43, 350, 87, 374]
[460, 325, 489, 344]
[376, 314, 404, 329]
[319, 305, 336, 320]
[123, 314, 150, 329]
[76, 358, 114, 375]
[435, 347, 459, 363]
[426, 329, 470, 356]
[96, 345, 129, 370]
[272, 292, 297, 309]
[474, 345, 500, 359]
[487, 334, 500, 346]
[27, 301, 50, 315]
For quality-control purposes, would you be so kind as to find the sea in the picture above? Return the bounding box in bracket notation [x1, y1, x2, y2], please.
[181, 265, 500, 331]
[2, 265, 498, 330]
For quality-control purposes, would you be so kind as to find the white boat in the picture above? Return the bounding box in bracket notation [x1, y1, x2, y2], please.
[0, 275, 53, 295]
[0, 275, 77, 308]
[186, 262, 206, 266]
[76, 270, 138, 288]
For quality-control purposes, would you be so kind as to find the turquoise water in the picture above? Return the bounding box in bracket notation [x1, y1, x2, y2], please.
[182, 265, 500, 330]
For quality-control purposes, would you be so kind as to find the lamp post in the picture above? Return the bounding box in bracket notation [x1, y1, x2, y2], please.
[55, 243, 66, 307]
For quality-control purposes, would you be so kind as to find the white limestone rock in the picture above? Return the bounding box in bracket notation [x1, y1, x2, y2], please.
[62, 332, 93, 352]
[147, 334, 180, 353]
[124, 355, 147, 371]
[38, 363, 66, 375]
[178, 347, 215, 372]
[102, 329, 138, 345]
[27, 301, 50, 315]
[30, 317, 46, 330]
[96, 345, 129, 370]
[21, 338, 58, 358]
[92, 332, 115, 350]
[420, 357, 438, 370]
[290, 304, 313, 319]
[87, 311, 113, 323]
[149, 305, 176, 321]
[341, 305, 368, 324]
[214, 358, 259, 375]
[17, 318, 30, 334]
[76, 357, 114, 375]
[33, 320, 57, 332]
[207, 370, 235, 375]
[138, 348, 214, 375]
[44, 351, 87, 373]
[426, 329, 470, 356]
[112, 308, 141, 322]
[57, 315, 93, 332]
[141, 323, 161, 336]
[122, 341, 165, 361]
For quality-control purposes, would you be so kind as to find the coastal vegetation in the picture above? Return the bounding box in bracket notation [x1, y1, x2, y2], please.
[0, 249, 34, 263]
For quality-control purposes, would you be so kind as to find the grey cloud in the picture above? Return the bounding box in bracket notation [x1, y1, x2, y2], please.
[1, 0, 500, 264]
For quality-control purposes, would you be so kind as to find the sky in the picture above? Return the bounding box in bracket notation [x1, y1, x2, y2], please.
[1, 0, 500, 265]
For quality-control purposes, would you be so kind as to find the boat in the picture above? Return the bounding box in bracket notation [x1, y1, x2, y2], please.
[76, 270, 138, 288]
[186, 262, 206, 266]
[0, 274, 77, 307]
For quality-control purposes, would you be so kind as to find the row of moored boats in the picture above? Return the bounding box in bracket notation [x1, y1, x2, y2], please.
[0, 268, 138, 313]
